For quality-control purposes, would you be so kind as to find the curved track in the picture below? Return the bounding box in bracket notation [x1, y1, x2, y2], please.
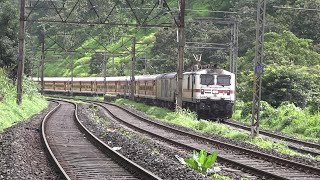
[223, 120, 320, 156]
[41, 100, 160, 180]
[84, 100, 320, 180]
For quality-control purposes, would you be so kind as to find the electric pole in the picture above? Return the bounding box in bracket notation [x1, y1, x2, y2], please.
[112, 52, 115, 75]
[70, 52, 74, 96]
[176, 0, 186, 109]
[103, 52, 107, 95]
[229, 21, 239, 75]
[37, 57, 40, 81]
[16, 0, 26, 105]
[144, 58, 147, 74]
[130, 37, 136, 100]
[40, 30, 45, 95]
[251, 0, 267, 137]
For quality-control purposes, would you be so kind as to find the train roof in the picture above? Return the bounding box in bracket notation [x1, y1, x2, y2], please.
[156, 72, 177, 79]
[31, 69, 233, 82]
[135, 74, 160, 81]
[32, 77, 122, 82]
[192, 68, 233, 75]
[154, 68, 233, 80]
[32, 74, 160, 82]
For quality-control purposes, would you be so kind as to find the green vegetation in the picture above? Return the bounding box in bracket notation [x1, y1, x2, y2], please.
[0, 0, 18, 79]
[0, 69, 48, 132]
[212, 174, 231, 180]
[185, 149, 218, 174]
[238, 32, 320, 109]
[15, 1, 318, 144]
[48, 95, 104, 102]
[235, 31, 320, 142]
[0, 0, 319, 164]
[233, 101, 320, 142]
[114, 98, 317, 159]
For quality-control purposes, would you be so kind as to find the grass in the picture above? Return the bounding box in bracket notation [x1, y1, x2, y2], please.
[233, 101, 320, 142]
[0, 69, 48, 132]
[48, 94, 104, 102]
[0, 95, 48, 132]
[114, 98, 318, 160]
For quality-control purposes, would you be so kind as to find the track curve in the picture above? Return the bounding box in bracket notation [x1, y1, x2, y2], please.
[223, 120, 320, 156]
[41, 100, 161, 180]
[87, 100, 320, 180]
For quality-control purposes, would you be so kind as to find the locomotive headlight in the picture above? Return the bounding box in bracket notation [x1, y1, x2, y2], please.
[201, 89, 204, 94]
[227, 90, 230, 95]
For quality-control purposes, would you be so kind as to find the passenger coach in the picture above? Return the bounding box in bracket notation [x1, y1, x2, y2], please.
[34, 66, 235, 119]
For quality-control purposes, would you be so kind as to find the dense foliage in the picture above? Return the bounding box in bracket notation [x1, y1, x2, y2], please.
[0, 68, 48, 132]
[234, 101, 320, 141]
[238, 31, 320, 108]
[0, 0, 319, 139]
[0, 0, 18, 79]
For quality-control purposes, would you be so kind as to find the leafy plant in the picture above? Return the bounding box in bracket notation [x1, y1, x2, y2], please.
[212, 174, 231, 180]
[185, 149, 218, 174]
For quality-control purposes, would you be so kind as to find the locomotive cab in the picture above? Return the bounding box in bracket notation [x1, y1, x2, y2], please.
[183, 68, 235, 119]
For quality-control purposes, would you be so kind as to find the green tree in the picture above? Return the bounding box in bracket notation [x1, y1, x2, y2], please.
[0, 0, 18, 79]
[262, 65, 320, 108]
[238, 32, 320, 107]
[89, 53, 103, 75]
[290, 0, 320, 44]
[239, 31, 320, 71]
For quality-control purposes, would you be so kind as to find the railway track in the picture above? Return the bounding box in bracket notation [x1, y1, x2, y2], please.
[223, 120, 320, 157]
[80, 99, 320, 180]
[41, 100, 160, 180]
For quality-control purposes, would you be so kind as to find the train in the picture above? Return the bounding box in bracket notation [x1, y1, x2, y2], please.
[34, 65, 235, 119]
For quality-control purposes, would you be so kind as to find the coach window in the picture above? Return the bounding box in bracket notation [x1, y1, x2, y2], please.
[217, 75, 231, 86]
[187, 76, 190, 90]
[200, 74, 214, 85]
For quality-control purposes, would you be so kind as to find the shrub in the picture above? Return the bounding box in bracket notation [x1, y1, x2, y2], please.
[234, 100, 320, 141]
[308, 99, 320, 115]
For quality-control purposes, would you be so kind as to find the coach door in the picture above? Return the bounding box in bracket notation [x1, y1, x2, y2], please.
[191, 74, 195, 101]
[165, 80, 169, 97]
[161, 79, 168, 98]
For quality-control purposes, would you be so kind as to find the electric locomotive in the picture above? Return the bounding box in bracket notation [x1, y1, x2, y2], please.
[155, 66, 235, 119]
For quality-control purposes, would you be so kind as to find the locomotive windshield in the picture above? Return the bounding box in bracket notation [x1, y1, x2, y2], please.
[200, 74, 215, 85]
[217, 75, 231, 86]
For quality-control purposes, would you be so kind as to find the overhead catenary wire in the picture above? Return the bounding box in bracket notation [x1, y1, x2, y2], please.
[273, 6, 320, 12]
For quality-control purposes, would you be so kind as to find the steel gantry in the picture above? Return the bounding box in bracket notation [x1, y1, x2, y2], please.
[17, 0, 240, 116]
[16, 0, 179, 105]
[251, 0, 267, 137]
[190, 17, 239, 75]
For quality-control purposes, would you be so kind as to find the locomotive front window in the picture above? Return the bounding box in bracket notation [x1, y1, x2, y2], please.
[217, 75, 231, 86]
[200, 74, 215, 85]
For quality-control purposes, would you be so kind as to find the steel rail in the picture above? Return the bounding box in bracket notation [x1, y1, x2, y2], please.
[224, 120, 320, 150]
[72, 100, 161, 180]
[94, 102, 286, 180]
[80, 99, 320, 176]
[40, 101, 70, 180]
[44, 99, 161, 180]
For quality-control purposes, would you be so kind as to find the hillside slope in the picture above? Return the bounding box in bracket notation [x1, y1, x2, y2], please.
[0, 69, 48, 132]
